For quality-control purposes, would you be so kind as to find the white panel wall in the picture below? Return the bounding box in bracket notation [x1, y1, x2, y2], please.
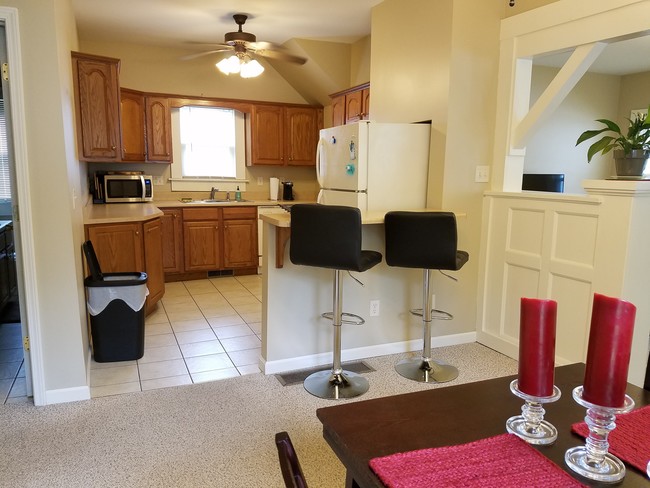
[478, 181, 650, 388]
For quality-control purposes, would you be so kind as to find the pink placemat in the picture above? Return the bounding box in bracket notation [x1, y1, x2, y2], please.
[572, 404, 650, 473]
[369, 433, 584, 487]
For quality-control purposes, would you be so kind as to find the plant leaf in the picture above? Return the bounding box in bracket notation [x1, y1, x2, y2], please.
[576, 128, 609, 146]
[595, 119, 622, 134]
[586, 136, 615, 162]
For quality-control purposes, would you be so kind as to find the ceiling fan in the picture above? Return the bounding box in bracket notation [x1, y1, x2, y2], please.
[183, 14, 307, 67]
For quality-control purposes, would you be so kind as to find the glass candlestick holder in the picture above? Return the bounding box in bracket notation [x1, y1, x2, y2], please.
[565, 385, 635, 483]
[506, 379, 561, 445]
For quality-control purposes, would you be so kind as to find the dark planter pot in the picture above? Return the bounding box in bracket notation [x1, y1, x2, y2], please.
[613, 149, 650, 177]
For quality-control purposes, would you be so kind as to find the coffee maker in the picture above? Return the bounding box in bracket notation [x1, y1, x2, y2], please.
[282, 181, 294, 200]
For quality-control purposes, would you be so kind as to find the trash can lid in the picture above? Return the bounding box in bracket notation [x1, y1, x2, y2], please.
[84, 272, 148, 287]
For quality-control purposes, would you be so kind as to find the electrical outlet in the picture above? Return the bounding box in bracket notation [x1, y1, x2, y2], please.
[257, 177, 263, 186]
[431, 294, 436, 309]
[153, 175, 165, 185]
[370, 300, 380, 317]
[475, 165, 490, 183]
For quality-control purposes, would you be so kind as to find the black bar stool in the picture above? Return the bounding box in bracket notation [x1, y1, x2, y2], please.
[290, 204, 382, 399]
[384, 211, 469, 383]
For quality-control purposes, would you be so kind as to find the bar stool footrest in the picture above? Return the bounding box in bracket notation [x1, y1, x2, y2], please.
[409, 308, 453, 320]
[321, 312, 365, 326]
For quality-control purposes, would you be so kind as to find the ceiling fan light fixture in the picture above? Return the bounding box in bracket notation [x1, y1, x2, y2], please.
[216, 55, 241, 74]
[240, 58, 264, 78]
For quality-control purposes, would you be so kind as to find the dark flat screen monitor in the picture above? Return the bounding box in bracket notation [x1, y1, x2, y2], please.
[522, 173, 565, 193]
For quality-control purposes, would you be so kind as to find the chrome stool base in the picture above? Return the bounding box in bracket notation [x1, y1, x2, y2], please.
[395, 357, 459, 383]
[304, 370, 369, 399]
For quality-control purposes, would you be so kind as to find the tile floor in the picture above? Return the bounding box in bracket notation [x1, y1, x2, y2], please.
[0, 322, 27, 404]
[1, 274, 264, 403]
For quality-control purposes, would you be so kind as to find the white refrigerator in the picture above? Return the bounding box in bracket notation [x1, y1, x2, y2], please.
[316, 121, 431, 211]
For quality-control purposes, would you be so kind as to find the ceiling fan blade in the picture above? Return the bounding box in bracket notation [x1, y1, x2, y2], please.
[180, 48, 234, 61]
[255, 49, 307, 65]
[246, 41, 285, 51]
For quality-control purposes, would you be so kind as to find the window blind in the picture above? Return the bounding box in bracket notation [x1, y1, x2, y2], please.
[0, 99, 10, 199]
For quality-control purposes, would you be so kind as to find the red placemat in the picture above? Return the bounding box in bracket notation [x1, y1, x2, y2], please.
[369, 433, 584, 487]
[572, 404, 650, 473]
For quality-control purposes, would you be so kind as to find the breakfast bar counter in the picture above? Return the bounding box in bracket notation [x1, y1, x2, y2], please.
[259, 208, 473, 375]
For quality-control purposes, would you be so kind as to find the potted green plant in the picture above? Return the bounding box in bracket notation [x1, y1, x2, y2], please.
[576, 105, 650, 177]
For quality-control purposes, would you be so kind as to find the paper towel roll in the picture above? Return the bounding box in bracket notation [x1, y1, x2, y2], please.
[269, 177, 279, 201]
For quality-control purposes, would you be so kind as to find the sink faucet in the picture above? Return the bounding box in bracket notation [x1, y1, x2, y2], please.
[225, 191, 230, 201]
[210, 187, 218, 200]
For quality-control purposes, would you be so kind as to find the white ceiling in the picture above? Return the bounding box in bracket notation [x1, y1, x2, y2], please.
[534, 35, 650, 76]
[71, 0, 385, 51]
[71, 0, 650, 76]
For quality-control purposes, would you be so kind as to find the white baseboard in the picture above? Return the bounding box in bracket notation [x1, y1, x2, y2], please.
[261, 332, 477, 374]
[45, 385, 91, 405]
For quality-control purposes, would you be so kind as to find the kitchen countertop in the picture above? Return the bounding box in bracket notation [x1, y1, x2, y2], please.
[83, 200, 310, 225]
[259, 208, 466, 228]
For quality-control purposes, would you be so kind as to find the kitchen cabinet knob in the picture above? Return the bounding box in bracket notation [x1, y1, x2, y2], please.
[135, 231, 140, 236]
[111, 145, 116, 150]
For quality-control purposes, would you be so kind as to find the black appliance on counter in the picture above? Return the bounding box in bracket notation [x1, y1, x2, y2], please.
[282, 181, 294, 200]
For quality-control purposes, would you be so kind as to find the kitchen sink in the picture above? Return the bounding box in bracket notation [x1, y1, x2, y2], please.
[183, 199, 251, 204]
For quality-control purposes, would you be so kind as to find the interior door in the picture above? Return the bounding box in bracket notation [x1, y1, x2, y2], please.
[0, 25, 31, 397]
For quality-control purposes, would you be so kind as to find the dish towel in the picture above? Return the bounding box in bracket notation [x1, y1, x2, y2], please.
[572, 404, 650, 473]
[369, 433, 585, 487]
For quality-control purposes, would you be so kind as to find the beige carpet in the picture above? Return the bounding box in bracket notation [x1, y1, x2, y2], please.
[0, 343, 517, 487]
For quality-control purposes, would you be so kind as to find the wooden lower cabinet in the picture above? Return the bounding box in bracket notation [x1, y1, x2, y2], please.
[223, 207, 257, 268]
[183, 220, 222, 271]
[160, 208, 183, 273]
[142, 219, 164, 306]
[164, 206, 258, 277]
[85, 218, 165, 313]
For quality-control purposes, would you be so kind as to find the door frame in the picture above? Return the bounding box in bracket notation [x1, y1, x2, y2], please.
[0, 7, 45, 405]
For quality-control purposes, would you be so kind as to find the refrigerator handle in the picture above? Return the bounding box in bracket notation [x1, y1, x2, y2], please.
[315, 137, 325, 187]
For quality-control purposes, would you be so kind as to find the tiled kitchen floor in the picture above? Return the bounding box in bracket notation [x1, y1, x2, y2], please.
[1, 274, 264, 403]
[0, 322, 27, 404]
[90, 275, 263, 398]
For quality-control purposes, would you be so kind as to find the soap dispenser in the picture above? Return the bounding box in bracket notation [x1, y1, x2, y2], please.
[235, 186, 242, 201]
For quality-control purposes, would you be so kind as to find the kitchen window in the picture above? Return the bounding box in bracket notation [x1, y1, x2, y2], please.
[169, 106, 247, 192]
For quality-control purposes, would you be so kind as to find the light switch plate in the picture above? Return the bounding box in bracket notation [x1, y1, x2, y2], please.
[475, 165, 490, 183]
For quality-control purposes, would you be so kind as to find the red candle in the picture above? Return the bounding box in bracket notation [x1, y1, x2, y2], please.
[583, 293, 636, 408]
[518, 298, 557, 397]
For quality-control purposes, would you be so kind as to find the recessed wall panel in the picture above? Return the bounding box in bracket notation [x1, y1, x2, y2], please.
[507, 208, 544, 255]
[503, 264, 540, 340]
[553, 212, 598, 266]
[549, 274, 592, 363]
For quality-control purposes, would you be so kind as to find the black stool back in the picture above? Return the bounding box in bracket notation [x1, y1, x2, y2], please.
[385, 211, 467, 270]
[290, 204, 380, 272]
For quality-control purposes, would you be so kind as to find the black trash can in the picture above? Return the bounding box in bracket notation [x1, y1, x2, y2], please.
[82, 241, 148, 362]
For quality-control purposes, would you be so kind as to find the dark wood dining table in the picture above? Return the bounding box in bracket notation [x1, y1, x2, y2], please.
[316, 363, 650, 487]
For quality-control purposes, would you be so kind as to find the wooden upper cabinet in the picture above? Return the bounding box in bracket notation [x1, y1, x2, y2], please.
[250, 105, 285, 165]
[329, 82, 370, 126]
[120, 89, 146, 161]
[285, 107, 319, 166]
[72, 52, 122, 161]
[145, 97, 172, 163]
[331, 95, 346, 128]
[249, 103, 321, 166]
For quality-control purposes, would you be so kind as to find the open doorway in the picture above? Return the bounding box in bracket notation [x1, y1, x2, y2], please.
[0, 22, 30, 404]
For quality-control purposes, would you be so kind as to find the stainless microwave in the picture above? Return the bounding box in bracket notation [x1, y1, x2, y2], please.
[93, 173, 153, 203]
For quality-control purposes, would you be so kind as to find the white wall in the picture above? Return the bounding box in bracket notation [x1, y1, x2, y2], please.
[524, 67, 618, 193]
[3, 0, 88, 403]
